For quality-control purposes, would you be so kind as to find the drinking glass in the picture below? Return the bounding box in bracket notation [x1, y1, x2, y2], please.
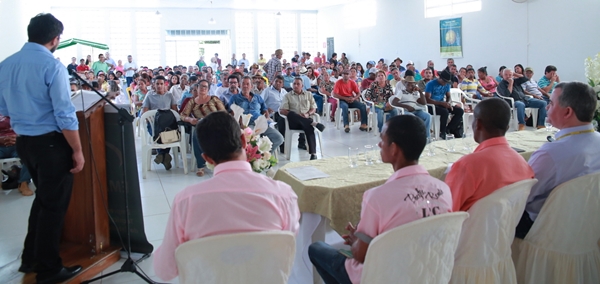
[348, 147, 359, 168]
[426, 137, 436, 156]
[364, 145, 374, 165]
[446, 134, 455, 152]
[375, 144, 382, 163]
[462, 132, 473, 151]
[544, 117, 552, 132]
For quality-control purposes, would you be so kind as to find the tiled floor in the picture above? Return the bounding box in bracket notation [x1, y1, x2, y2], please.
[0, 118, 384, 283]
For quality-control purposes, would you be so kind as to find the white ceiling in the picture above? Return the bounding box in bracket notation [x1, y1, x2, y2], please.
[51, 0, 355, 10]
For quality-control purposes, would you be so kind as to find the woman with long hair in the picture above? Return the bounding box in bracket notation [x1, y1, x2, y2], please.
[478, 66, 498, 96]
[365, 70, 399, 132]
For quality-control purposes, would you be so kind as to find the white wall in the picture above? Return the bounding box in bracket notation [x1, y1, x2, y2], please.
[0, 0, 51, 61]
[318, 0, 600, 81]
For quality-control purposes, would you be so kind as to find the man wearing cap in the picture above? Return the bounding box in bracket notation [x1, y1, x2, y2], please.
[393, 58, 405, 72]
[333, 69, 369, 133]
[497, 68, 547, 130]
[391, 75, 432, 138]
[361, 68, 377, 91]
[521, 67, 545, 101]
[425, 69, 464, 139]
[263, 49, 283, 84]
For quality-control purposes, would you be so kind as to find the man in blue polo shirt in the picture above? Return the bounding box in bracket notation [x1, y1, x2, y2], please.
[229, 76, 283, 154]
[425, 69, 464, 139]
[537, 65, 560, 103]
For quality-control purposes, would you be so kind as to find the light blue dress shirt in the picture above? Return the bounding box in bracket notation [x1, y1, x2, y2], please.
[526, 124, 600, 220]
[0, 43, 78, 135]
[262, 86, 286, 112]
[229, 93, 267, 124]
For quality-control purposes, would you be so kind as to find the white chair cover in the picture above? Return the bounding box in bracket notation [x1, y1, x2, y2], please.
[450, 179, 537, 284]
[514, 172, 600, 284]
[361, 212, 469, 284]
[139, 109, 188, 178]
[175, 231, 296, 284]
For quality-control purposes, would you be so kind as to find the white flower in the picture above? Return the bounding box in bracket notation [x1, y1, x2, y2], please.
[241, 114, 253, 128]
[593, 85, 600, 93]
[251, 160, 261, 171]
[263, 151, 271, 160]
[258, 136, 273, 153]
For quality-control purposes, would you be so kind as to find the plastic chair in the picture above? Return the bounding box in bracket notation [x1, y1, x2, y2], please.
[513, 172, 600, 284]
[450, 88, 480, 134]
[359, 90, 378, 133]
[321, 93, 332, 120]
[139, 109, 188, 178]
[331, 97, 360, 130]
[175, 231, 296, 284]
[449, 179, 538, 284]
[279, 113, 324, 160]
[361, 212, 469, 284]
[495, 93, 536, 130]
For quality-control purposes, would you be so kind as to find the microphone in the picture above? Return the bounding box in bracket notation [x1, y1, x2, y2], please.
[547, 136, 555, 142]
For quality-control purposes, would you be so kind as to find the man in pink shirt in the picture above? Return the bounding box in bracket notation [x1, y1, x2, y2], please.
[153, 112, 300, 281]
[445, 98, 534, 212]
[308, 115, 453, 284]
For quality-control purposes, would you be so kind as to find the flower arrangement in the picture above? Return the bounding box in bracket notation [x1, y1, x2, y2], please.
[207, 104, 278, 173]
[584, 53, 600, 130]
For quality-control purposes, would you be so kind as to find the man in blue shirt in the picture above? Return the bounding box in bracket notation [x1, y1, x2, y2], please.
[283, 66, 295, 92]
[0, 13, 84, 283]
[425, 69, 464, 139]
[229, 76, 283, 154]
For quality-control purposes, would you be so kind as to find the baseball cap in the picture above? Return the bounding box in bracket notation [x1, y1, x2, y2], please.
[367, 61, 375, 65]
[406, 60, 414, 66]
[369, 67, 378, 74]
[525, 67, 534, 72]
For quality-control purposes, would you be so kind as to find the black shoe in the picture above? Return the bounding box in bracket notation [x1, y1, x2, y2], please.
[298, 144, 307, 151]
[151, 149, 158, 155]
[315, 123, 325, 132]
[37, 265, 82, 284]
[359, 126, 372, 132]
[310, 154, 317, 160]
[18, 263, 34, 274]
[154, 153, 164, 164]
[344, 126, 350, 133]
[162, 153, 173, 170]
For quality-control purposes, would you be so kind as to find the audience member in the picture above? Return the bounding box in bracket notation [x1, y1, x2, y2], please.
[496, 66, 506, 83]
[91, 53, 109, 75]
[516, 82, 600, 239]
[308, 115, 452, 284]
[257, 53, 267, 67]
[537, 65, 560, 103]
[0, 115, 33, 195]
[421, 60, 439, 78]
[220, 74, 241, 103]
[282, 66, 295, 91]
[445, 98, 534, 211]
[153, 111, 300, 281]
[124, 55, 138, 86]
[180, 80, 227, 176]
[521, 67, 545, 100]
[391, 76, 431, 138]
[332, 69, 369, 133]
[418, 68, 433, 90]
[361, 68, 376, 91]
[425, 69, 464, 138]
[279, 78, 326, 160]
[365, 70, 399, 132]
[477, 66, 498, 96]
[459, 67, 493, 99]
[169, 74, 188, 103]
[229, 76, 284, 153]
[318, 70, 337, 122]
[142, 76, 177, 170]
[497, 68, 547, 130]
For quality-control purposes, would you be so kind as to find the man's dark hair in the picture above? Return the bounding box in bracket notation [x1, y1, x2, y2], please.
[174, 71, 182, 75]
[153, 75, 166, 82]
[188, 75, 199, 83]
[228, 74, 240, 83]
[544, 65, 557, 74]
[555, 82, 597, 122]
[499, 66, 506, 72]
[404, 69, 415, 78]
[91, 80, 99, 89]
[384, 115, 426, 161]
[466, 68, 475, 73]
[196, 112, 243, 164]
[27, 13, 63, 45]
[274, 75, 284, 81]
[474, 98, 511, 135]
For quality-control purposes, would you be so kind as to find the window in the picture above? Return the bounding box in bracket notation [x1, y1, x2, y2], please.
[235, 12, 255, 62]
[257, 13, 277, 58]
[425, 0, 482, 18]
[300, 14, 318, 54]
[279, 13, 298, 61]
[109, 11, 132, 65]
[135, 12, 161, 67]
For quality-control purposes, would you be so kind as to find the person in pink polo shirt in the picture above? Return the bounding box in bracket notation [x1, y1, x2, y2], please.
[445, 98, 534, 212]
[153, 111, 300, 281]
[308, 115, 453, 284]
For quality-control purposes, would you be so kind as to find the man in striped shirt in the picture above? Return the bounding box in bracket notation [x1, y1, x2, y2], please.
[459, 67, 493, 99]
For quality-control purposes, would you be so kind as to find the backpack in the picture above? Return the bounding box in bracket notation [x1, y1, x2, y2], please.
[2, 165, 21, 190]
[153, 109, 179, 144]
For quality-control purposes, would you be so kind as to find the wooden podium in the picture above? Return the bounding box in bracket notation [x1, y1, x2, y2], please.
[22, 92, 121, 283]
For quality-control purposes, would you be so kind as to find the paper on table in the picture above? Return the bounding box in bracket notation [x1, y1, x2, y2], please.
[285, 166, 330, 181]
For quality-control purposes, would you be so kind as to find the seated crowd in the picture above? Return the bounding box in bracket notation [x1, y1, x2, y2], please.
[64, 50, 596, 283]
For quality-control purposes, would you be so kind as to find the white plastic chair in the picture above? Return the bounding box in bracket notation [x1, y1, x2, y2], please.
[139, 109, 188, 178]
[513, 172, 600, 284]
[279, 113, 324, 160]
[321, 93, 332, 120]
[332, 96, 360, 130]
[175, 231, 296, 284]
[359, 90, 378, 133]
[361, 212, 469, 284]
[449, 179, 538, 284]
[451, 88, 480, 135]
[495, 93, 537, 130]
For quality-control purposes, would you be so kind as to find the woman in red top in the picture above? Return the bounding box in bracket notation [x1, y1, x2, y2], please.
[478, 67, 498, 96]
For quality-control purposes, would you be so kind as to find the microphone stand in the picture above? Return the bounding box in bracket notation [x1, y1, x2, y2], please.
[69, 72, 156, 284]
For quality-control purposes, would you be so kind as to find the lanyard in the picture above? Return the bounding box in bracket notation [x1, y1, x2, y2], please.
[555, 129, 595, 141]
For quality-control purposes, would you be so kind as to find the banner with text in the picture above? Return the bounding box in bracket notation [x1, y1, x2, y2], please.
[440, 17, 463, 58]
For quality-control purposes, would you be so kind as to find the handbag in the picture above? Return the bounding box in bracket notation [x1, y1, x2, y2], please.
[154, 127, 180, 144]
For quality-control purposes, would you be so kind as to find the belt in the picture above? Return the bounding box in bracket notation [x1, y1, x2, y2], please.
[17, 131, 59, 138]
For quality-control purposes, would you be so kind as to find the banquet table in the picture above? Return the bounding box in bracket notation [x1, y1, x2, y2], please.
[277, 129, 551, 284]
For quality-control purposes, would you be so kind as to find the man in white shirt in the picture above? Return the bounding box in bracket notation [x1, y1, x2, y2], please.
[104, 51, 116, 72]
[515, 81, 600, 239]
[238, 53, 250, 67]
[124, 55, 137, 86]
[521, 67, 545, 100]
[391, 76, 431, 138]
